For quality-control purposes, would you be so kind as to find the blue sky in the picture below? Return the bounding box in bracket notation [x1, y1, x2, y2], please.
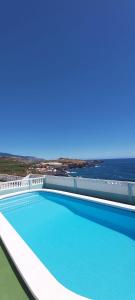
[0, 0, 135, 159]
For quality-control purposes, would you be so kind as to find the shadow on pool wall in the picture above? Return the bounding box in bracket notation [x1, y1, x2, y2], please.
[40, 191, 135, 240]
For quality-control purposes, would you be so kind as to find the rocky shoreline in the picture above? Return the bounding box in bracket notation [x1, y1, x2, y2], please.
[52, 159, 104, 176]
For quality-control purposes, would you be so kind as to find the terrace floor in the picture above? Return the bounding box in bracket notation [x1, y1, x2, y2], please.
[0, 241, 34, 300]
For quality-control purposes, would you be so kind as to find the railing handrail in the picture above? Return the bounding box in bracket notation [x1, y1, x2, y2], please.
[0, 175, 135, 188]
[44, 174, 135, 184]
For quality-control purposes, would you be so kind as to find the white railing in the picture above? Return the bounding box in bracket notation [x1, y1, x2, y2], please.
[31, 177, 44, 185]
[0, 177, 44, 191]
[0, 179, 29, 190]
[0, 175, 135, 205]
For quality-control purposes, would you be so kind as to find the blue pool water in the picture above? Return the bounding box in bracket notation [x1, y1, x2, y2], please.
[1, 191, 135, 299]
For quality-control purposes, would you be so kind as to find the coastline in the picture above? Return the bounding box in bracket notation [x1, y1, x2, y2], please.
[54, 159, 104, 177]
[68, 158, 135, 182]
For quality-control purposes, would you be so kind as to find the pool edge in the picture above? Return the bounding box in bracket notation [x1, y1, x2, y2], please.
[0, 193, 90, 300]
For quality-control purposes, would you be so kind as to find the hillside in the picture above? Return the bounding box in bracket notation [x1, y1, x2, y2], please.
[0, 157, 34, 176]
[0, 153, 103, 178]
[0, 152, 42, 161]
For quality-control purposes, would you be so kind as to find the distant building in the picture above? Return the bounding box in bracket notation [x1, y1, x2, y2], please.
[41, 162, 62, 167]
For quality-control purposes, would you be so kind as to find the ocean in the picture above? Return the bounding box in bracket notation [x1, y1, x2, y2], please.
[69, 158, 135, 182]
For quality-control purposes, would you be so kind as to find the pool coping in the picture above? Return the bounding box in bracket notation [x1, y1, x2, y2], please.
[0, 189, 135, 300]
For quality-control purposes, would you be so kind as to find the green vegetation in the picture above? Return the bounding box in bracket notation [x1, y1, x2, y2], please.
[0, 242, 33, 300]
[0, 158, 33, 176]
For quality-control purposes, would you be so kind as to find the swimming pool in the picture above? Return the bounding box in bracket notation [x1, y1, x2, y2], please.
[0, 190, 135, 299]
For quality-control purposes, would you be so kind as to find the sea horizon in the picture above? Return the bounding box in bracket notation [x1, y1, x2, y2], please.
[69, 158, 135, 182]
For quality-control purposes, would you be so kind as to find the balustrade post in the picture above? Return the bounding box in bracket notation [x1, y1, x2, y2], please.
[29, 179, 31, 190]
[74, 177, 77, 192]
[128, 183, 133, 204]
[43, 175, 46, 188]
